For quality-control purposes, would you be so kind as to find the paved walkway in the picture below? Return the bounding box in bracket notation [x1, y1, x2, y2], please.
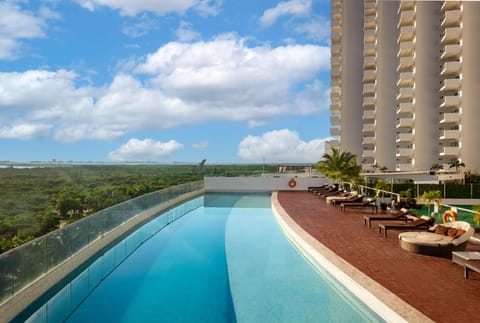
[277, 191, 480, 323]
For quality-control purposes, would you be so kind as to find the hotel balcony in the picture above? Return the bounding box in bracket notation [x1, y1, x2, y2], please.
[362, 136, 375, 145]
[330, 128, 341, 136]
[441, 27, 462, 45]
[396, 133, 413, 143]
[396, 148, 413, 158]
[399, 1, 415, 11]
[440, 78, 461, 93]
[363, 123, 375, 132]
[364, 29, 376, 43]
[398, 41, 415, 57]
[364, 56, 376, 69]
[440, 95, 461, 109]
[363, 70, 376, 82]
[363, 83, 376, 95]
[441, 61, 461, 77]
[440, 130, 460, 141]
[363, 43, 376, 57]
[330, 116, 341, 126]
[332, 7, 342, 21]
[442, 9, 462, 28]
[364, 16, 376, 30]
[332, 34, 341, 45]
[331, 67, 341, 80]
[398, 10, 415, 27]
[330, 104, 341, 115]
[397, 88, 414, 101]
[397, 102, 414, 115]
[396, 163, 414, 172]
[363, 96, 375, 108]
[441, 1, 461, 12]
[396, 118, 414, 128]
[440, 112, 461, 124]
[332, 23, 341, 34]
[364, 7, 376, 17]
[331, 91, 341, 102]
[440, 146, 460, 157]
[332, 45, 341, 56]
[398, 26, 415, 42]
[363, 149, 375, 158]
[398, 56, 414, 72]
[332, 55, 341, 67]
[332, 0, 341, 8]
[362, 110, 376, 120]
[397, 72, 414, 87]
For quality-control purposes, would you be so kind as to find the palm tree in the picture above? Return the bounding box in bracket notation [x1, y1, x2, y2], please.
[316, 148, 361, 183]
[371, 162, 380, 173]
[430, 163, 443, 171]
[420, 190, 443, 217]
[449, 159, 466, 173]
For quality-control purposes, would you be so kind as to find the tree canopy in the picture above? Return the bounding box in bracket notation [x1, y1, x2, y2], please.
[316, 148, 361, 183]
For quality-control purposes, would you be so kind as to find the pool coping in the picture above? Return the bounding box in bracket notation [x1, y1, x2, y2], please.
[271, 191, 434, 323]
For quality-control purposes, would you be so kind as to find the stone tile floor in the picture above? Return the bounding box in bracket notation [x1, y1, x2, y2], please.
[278, 191, 480, 323]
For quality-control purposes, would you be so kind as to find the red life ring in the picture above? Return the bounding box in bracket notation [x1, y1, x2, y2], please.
[442, 210, 457, 223]
[288, 179, 297, 188]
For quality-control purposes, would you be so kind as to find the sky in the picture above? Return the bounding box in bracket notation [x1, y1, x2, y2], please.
[0, 0, 331, 164]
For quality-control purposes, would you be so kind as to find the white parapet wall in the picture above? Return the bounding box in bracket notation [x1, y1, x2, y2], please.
[204, 176, 329, 192]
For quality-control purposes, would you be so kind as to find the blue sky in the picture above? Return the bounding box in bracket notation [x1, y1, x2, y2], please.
[0, 0, 331, 163]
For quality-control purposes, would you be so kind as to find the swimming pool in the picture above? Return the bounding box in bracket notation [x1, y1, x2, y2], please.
[22, 193, 384, 322]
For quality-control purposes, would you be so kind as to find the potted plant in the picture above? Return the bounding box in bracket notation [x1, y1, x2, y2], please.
[375, 179, 391, 211]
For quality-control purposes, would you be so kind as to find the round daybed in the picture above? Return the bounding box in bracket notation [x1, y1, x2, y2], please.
[398, 221, 474, 258]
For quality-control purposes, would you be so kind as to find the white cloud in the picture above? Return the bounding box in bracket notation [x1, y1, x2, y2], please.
[122, 15, 158, 38]
[175, 21, 201, 42]
[0, 35, 329, 142]
[237, 129, 331, 163]
[108, 138, 184, 161]
[260, 0, 311, 26]
[0, 123, 52, 140]
[0, 2, 51, 59]
[192, 141, 208, 149]
[294, 16, 330, 42]
[74, 0, 221, 17]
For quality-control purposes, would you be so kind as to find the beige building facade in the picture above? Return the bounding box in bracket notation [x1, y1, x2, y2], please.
[329, 0, 480, 173]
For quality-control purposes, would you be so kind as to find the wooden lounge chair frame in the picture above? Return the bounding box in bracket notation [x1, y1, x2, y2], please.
[378, 218, 432, 237]
[340, 199, 377, 213]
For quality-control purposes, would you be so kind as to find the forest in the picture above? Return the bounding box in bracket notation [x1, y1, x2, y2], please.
[0, 163, 276, 253]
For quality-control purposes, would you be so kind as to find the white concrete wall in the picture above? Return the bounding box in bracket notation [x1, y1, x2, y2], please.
[204, 176, 329, 192]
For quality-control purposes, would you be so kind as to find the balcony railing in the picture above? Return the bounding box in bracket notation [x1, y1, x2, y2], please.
[0, 181, 205, 306]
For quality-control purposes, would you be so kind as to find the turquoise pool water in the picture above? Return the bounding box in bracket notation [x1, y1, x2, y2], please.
[23, 193, 384, 322]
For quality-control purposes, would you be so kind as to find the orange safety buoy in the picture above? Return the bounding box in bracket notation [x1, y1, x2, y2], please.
[288, 178, 297, 188]
[442, 210, 457, 223]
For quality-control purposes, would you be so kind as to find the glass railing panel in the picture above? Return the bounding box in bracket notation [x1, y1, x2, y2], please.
[70, 268, 90, 311]
[88, 257, 103, 291]
[0, 181, 204, 306]
[87, 212, 104, 244]
[101, 248, 116, 279]
[46, 230, 69, 271]
[68, 220, 89, 256]
[46, 283, 70, 322]
[13, 238, 46, 293]
[0, 253, 13, 304]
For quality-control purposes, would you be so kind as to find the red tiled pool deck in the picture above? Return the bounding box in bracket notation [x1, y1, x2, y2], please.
[277, 191, 480, 323]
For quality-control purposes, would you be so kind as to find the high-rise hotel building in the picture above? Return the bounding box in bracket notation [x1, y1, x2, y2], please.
[329, 0, 480, 173]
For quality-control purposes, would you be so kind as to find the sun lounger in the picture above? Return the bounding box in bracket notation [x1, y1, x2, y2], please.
[378, 216, 434, 237]
[339, 198, 376, 211]
[363, 208, 409, 227]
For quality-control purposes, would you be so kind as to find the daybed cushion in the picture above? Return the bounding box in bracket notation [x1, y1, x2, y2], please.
[399, 231, 454, 247]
